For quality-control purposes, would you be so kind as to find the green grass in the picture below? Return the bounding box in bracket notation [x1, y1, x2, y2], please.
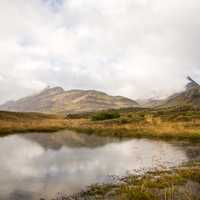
[91, 111, 120, 121]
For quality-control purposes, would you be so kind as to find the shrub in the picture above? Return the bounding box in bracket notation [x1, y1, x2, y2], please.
[91, 111, 120, 121]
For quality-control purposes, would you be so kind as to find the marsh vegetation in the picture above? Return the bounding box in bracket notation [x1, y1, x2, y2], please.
[65, 106, 200, 141]
[1, 106, 200, 141]
[65, 161, 200, 200]
[0, 106, 200, 199]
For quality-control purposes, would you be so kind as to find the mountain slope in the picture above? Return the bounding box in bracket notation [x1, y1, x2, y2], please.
[162, 77, 200, 107]
[0, 87, 139, 114]
[137, 98, 165, 108]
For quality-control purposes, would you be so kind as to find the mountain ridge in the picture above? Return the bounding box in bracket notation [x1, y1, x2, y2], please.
[1, 77, 199, 113]
[0, 87, 139, 114]
[136, 77, 200, 108]
[160, 77, 200, 108]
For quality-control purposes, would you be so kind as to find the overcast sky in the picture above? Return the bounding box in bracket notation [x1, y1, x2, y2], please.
[0, 0, 200, 104]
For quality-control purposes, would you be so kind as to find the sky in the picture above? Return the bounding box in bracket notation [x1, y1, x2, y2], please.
[0, 0, 200, 104]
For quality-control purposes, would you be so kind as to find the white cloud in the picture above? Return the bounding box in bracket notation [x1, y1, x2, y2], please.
[0, 0, 200, 103]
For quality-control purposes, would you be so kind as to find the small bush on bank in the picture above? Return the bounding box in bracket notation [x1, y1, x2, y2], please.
[91, 111, 120, 121]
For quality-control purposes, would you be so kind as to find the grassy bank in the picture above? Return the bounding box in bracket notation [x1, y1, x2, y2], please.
[0, 106, 200, 140]
[64, 161, 200, 200]
[64, 106, 200, 141]
[0, 111, 67, 135]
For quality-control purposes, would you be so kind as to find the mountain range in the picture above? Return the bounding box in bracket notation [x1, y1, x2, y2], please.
[0, 87, 138, 114]
[0, 77, 199, 113]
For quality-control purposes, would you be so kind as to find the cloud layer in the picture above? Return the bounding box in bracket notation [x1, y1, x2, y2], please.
[0, 0, 200, 103]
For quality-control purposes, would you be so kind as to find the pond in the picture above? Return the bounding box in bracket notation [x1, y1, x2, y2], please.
[0, 130, 199, 200]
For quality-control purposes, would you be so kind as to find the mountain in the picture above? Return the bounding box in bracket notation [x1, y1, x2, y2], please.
[0, 87, 139, 114]
[138, 77, 200, 108]
[161, 77, 200, 107]
[137, 98, 165, 108]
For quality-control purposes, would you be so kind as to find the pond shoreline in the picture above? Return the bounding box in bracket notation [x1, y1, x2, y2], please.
[1, 126, 200, 143]
[1, 108, 200, 199]
[0, 131, 199, 200]
[62, 161, 200, 200]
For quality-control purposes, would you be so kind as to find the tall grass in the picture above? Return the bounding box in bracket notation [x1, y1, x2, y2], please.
[1, 106, 200, 140]
[64, 161, 200, 200]
[0, 111, 67, 135]
[66, 106, 200, 140]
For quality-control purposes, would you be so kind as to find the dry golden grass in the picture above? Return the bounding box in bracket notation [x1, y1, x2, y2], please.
[64, 161, 200, 200]
[0, 111, 68, 134]
[64, 117, 200, 140]
[1, 106, 200, 140]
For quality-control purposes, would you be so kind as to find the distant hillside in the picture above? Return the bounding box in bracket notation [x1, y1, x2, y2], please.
[137, 98, 165, 108]
[0, 87, 139, 114]
[161, 77, 200, 107]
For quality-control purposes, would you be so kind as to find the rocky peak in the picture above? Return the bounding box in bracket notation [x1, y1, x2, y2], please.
[41, 86, 64, 95]
[186, 76, 199, 90]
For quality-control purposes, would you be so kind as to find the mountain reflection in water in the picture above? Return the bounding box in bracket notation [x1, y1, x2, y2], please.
[0, 130, 198, 200]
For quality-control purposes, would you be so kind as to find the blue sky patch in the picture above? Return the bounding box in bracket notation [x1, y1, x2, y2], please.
[42, 0, 64, 12]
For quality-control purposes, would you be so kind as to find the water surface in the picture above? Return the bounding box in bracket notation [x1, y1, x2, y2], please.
[0, 130, 199, 200]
